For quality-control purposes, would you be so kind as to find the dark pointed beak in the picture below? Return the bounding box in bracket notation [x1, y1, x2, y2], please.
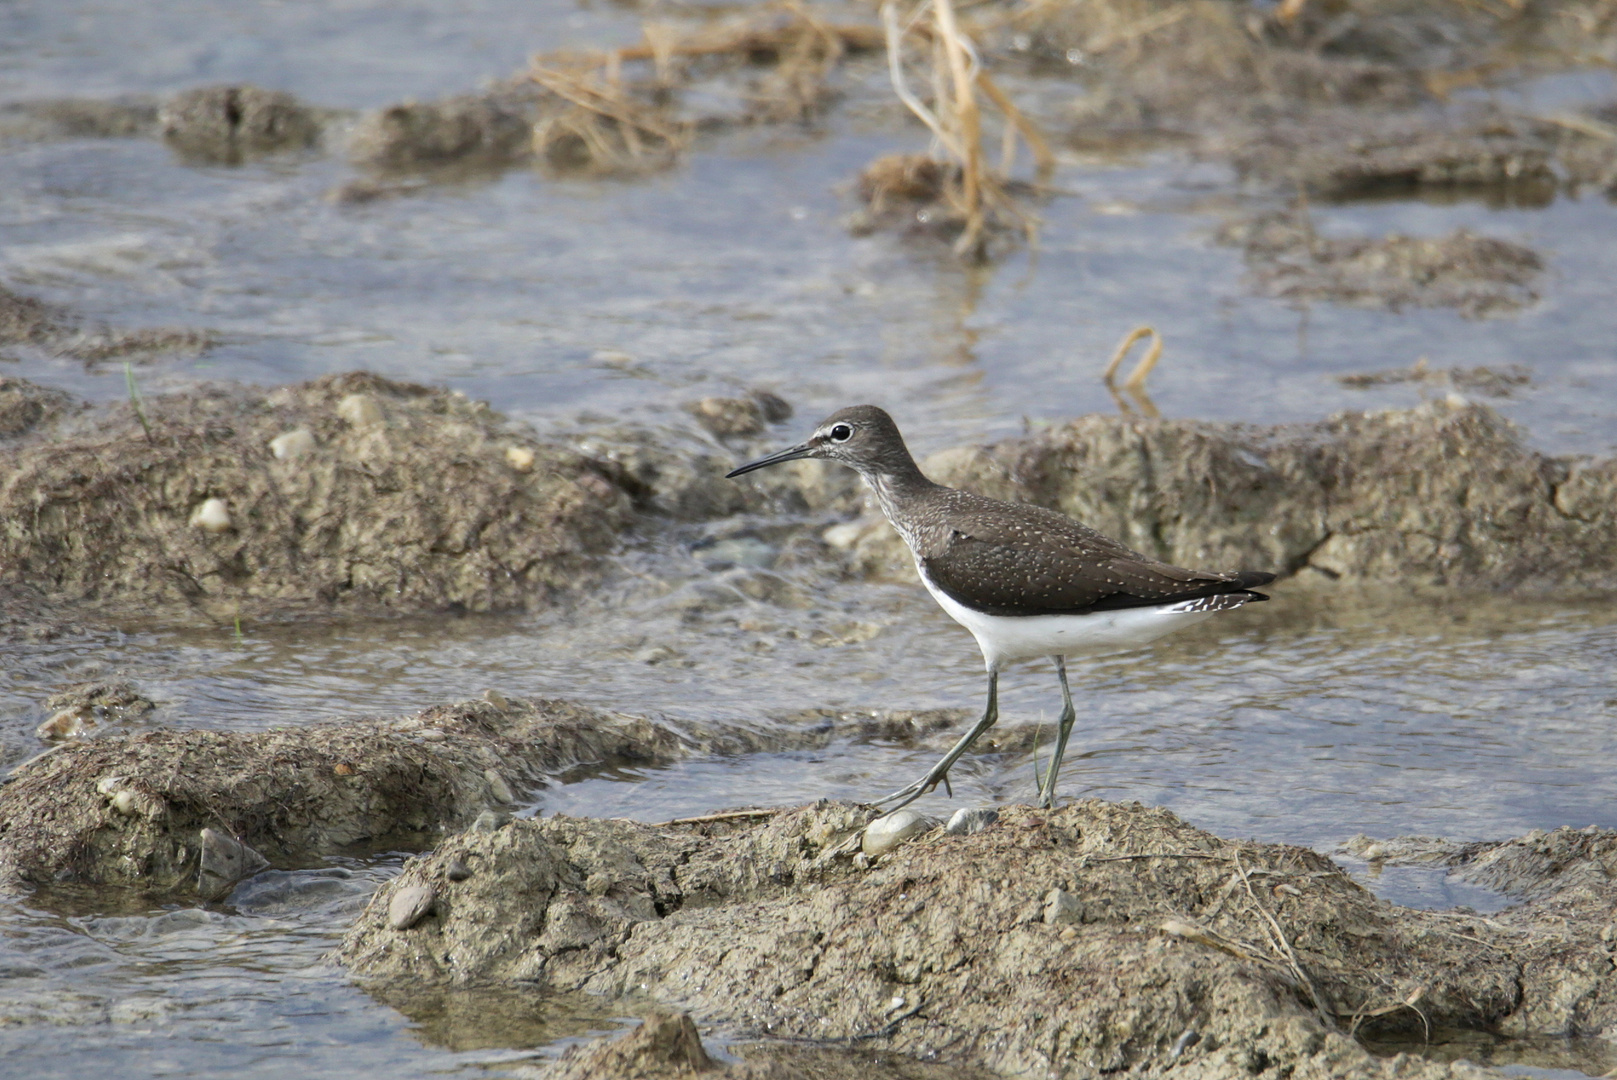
[726, 442, 816, 478]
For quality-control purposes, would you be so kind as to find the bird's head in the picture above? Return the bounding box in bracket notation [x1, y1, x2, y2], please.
[726, 404, 913, 479]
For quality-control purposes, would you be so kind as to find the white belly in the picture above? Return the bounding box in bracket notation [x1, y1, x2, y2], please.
[917, 564, 1218, 671]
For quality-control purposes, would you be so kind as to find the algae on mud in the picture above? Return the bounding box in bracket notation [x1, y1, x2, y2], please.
[338, 798, 1617, 1079]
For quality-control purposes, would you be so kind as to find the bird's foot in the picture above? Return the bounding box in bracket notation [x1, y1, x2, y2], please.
[873, 768, 952, 813]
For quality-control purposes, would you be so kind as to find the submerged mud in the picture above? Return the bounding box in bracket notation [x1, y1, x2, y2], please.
[822, 399, 1617, 594]
[340, 798, 1617, 1079]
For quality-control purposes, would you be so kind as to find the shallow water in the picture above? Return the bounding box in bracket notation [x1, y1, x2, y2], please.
[4, 0, 1617, 1076]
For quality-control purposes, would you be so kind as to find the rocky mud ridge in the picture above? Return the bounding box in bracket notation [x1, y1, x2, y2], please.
[336, 798, 1617, 1079]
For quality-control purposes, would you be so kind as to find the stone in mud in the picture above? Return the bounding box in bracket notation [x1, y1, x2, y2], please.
[944, 806, 998, 836]
[388, 884, 436, 930]
[340, 799, 1616, 1078]
[861, 808, 935, 857]
[0, 372, 634, 619]
[349, 94, 532, 171]
[688, 396, 767, 439]
[835, 399, 1617, 594]
[197, 827, 269, 900]
[160, 85, 322, 164]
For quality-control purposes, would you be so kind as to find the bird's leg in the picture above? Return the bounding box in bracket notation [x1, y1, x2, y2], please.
[874, 671, 998, 812]
[1037, 657, 1077, 809]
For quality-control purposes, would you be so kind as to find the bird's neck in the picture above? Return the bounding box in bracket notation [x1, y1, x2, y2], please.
[860, 461, 937, 538]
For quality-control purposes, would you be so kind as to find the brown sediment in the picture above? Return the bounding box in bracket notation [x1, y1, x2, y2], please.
[339, 798, 1617, 1078]
[822, 399, 1617, 593]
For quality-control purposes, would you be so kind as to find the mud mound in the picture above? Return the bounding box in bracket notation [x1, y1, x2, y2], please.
[1219, 213, 1543, 318]
[159, 84, 323, 164]
[0, 377, 78, 440]
[349, 92, 535, 171]
[0, 372, 634, 620]
[825, 400, 1617, 593]
[0, 97, 160, 144]
[1220, 109, 1576, 202]
[341, 798, 1617, 1078]
[0, 693, 969, 899]
[0, 697, 681, 898]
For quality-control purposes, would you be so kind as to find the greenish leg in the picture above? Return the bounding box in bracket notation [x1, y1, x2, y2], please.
[875, 671, 998, 812]
[1038, 657, 1077, 809]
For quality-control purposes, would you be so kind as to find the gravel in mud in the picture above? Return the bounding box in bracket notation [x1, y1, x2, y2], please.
[340, 798, 1617, 1079]
[825, 399, 1617, 593]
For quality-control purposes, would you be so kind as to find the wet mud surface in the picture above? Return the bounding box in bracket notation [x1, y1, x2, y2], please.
[340, 799, 1617, 1078]
[5, 0, 1617, 1077]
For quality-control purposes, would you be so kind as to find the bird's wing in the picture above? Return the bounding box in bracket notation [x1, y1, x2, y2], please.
[919, 504, 1267, 616]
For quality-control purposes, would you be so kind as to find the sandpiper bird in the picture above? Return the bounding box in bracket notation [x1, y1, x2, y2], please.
[727, 405, 1275, 812]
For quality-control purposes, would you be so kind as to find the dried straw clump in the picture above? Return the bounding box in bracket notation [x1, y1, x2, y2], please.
[861, 0, 1053, 259]
[528, 4, 885, 174]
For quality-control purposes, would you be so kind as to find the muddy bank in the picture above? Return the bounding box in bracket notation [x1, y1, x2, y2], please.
[819, 399, 1617, 593]
[0, 372, 635, 620]
[0, 693, 966, 899]
[340, 798, 1617, 1078]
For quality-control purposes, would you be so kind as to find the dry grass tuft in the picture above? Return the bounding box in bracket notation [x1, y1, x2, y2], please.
[525, 4, 885, 174]
[864, 0, 1054, 258]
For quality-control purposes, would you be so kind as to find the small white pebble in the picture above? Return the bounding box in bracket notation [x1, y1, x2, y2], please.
[36, 708, 88, 741]
[388, 884, 436, 930]
[269, 428, 316, 460]
[862, 809, 936, 857]
[189, 498, 232, 532]
[110, 789, 142, 816]
[505, 446, 536, 472]
[336, 393, 384, 427]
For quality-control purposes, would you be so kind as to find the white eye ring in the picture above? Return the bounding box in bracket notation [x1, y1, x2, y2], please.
[829, 423, 853, 442]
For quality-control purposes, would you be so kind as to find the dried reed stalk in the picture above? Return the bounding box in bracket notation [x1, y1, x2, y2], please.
[528, 3, 884, 167]
[879, 0, 1053, 258]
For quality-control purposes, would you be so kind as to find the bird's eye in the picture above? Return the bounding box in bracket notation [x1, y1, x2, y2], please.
[829, 423, 853, 442]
